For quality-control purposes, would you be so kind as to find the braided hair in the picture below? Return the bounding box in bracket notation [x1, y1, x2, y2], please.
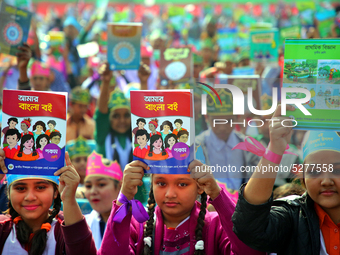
[142, 184, 208, 254]
[143, 185, 156, 255]
[7, 183, 61, 255]
[194, 192, 207, 255]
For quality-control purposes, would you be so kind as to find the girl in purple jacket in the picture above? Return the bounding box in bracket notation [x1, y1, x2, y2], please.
[98, 160, 264, 255]
[0, 151, 96, 255]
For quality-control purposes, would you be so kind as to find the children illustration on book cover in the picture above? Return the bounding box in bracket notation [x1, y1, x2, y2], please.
[130, 90, 194, 174]
[1, 90, 67, 175]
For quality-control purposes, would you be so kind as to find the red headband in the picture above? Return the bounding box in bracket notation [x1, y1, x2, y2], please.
[149, 120, 158, 128]
[21, 120, 31, 128]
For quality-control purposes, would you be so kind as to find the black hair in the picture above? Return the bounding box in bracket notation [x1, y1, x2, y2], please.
[136, 129, 150, 140]
[17, 134, 37, 157]
[33, 121, 47, 132]
[143, 185, 207, 255]
[50, 132, 61, 140]
[177, 130, 189, 139]
[47, 120, 56, 126]
[5, 129, 21, 141]
[136, 118, 146, 126]
[174, 119, 183, 125]
[36, 134, 50, 149]
[164, 133, 178, 149]
[7, 183, 61, 255]
[7, 117, 18, 125]
[160, 121, 173, 132]
[147, 134, 166, 157]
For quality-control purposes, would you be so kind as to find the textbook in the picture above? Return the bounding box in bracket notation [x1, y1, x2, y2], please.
[107, 22, 142, 70]
[130, 90, 194, 174]
[159, 46, 193, 86]
[283, 39, 340, 131]
[0, 2, 32, 56]
[1, 90, 67, 175]
[249, 28, 279, 65]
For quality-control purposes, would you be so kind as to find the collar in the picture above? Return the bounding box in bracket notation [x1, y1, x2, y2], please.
[314, 203, 339, 228]
[208, 129, 238, 151]
[154, 201, 200, 253]
[139, 144, 149, 150]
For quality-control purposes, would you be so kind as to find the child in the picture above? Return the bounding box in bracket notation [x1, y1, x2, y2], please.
[133, 130, 150, 159]
[97, 160, 265, 255]
[172, 119, 187, 137]
[45, 120, 59, 137]
[65, 136, 96, 187]
[160, 120, 173, 141]
[164, 133, 177, 158]
[0, 150, 97, 254]
[232, 105, 339, 254]
[144, 134, 168, 160]
[148, 119, 161, 137]
[177, 130, 189, 144]
[32, 121, 46, 141]
[66, 87, 95, 142]
[84, 151, 123, 249]
[13, 134, 39, 161]
[3, 129, 21, 159]
[36, 134, 50, 159]
[2, 117, 18, 146]
[20, 118, 33, 137]
[132, 118, 147, 147]
[50, 132, 62, 145]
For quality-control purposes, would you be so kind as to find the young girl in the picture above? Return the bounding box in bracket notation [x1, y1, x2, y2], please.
[144, 134, 168, 160]
[84, 152, 123, 250]
[32, 121, 46, 141]
[36, 134, 50, 159]
[160, 121, 173, 141]
[97, 160, 265, 255]
[164, 133, 178, 159]
[232, 105, 340, 254]
[13, 134, 39, 161]
[0, 150, 97, 255]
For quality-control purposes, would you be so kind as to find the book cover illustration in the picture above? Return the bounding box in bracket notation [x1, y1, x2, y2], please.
[0, 2, 32, 56]
[283, 39, 340, 131]
[130, 90, 194, 174]
[249, 29, 279, 64]
[107, 22, 142, 70]
[1, 90, 67, 175]
[159, 46, 193, 86]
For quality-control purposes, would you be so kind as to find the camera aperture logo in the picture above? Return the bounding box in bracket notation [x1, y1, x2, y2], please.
[197, 82, 312, 128]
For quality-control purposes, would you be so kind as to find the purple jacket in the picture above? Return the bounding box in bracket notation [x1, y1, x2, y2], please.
[0, 213, 97, 255]
[98, 188, 265, 255]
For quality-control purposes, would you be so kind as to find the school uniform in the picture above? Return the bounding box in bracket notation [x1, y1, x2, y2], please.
[0, 213, 96, 255]
[98, 188, 265, 255]
[85, 210, 106, 250]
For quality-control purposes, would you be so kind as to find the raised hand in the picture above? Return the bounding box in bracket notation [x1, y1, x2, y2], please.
[120, 161, 149, 201]
[54, 152, 80, 202]
[190, 160, 221, 200]
[268, 104, 295, 155]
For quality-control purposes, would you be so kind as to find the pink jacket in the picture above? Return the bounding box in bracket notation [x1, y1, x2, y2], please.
[98, 188, 265, 255]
